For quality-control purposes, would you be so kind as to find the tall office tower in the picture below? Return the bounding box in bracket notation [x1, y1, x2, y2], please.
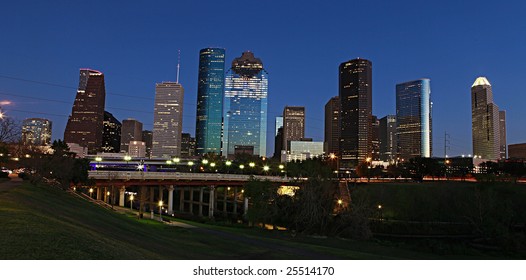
[181, 132, 196, 158]
[396, 79, 432, 160]
[275, 116, 283, 136]
[21, 118, 52, 146]
[471, 77, 500, 160]
[274, 127, 284, 159]
[142, 130, 153, 158]
[339, 58, 372, 167]
[379, 115, 397, 162]
[120, 119, 143, 153]
[324, 96, 340, 156]
[64, 69, 106, 154]
[101, 111, 121, 153]
[499, 110, 507, 159]
[223, 51, 268, 158]
[371, 115, 380, 161]
[282, 106, 305, 151]
[152, 82, 184, 158]
[195, 48, 225, 156]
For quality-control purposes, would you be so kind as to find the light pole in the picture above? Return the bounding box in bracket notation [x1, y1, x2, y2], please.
[239, 164, 245, 174]
[130, 195, 134, 210]
[89, 188, 94, 198]
[188, 161, 194, 172]
[158, 200, 163, 221]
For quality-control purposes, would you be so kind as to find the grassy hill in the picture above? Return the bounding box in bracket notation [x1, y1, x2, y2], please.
[0, 180, 519, 259]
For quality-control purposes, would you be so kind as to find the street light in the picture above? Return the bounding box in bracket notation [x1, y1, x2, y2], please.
[337, 199, 343, 205]
[249, 162, 255, 168]
[202, 159, 209, 165]
[263, 166, 270, 173]
[173, 157, 180, 163]
[107, 191, 111, 204]
[188, 161, 194, 172]
[130, 195, 134, 210]
[124, 155, 132, 161]
[158, 201, 163, 221]
[95, 157, 102, 162]
[89, 188, 94, 198]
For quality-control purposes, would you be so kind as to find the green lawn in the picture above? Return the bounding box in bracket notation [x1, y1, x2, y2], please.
[0, 181, 519, 259]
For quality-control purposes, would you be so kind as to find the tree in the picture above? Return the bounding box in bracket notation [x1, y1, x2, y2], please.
[0, 117, 21, 144]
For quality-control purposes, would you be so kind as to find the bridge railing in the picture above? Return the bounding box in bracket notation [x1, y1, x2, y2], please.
[88, 170, 291, 183]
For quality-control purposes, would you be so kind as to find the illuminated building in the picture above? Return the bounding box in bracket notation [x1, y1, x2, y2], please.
[396, 79, 432, 160]
[379, 115, 397, 162]
[120, 119, 142, 153]
[101, 111, 121, 153]
[283, 106, 305, 151]
[339, 58, 372, 167]
[64, 69, 106, 154]
[471, 77, 500, 160]
[152, 82, 184, 158]
[324, 96, 340, 156]
[195, 48, 225, 156]
[223, 51, 268, 158]
[22, 118, 52, 146]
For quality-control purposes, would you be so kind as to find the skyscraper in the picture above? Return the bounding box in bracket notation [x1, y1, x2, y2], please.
[471, 77, 500, 160]
[21, 118, 52, 146]
[102, 111, 121, 153]
[181, 132, 196, 158]
[396, 79, 432, 160]
[499, 110, 507, 159]
[275, 116, 283, 136]
[379, 115, 397, 162]
[282, 106, 305, 151]
[324, 96, 340, 156]
[120, 119, 143, 153]
[339, 58, 372, 167]
[142, 130, 153, 158]
[64, 69, 106, 154]
[371, 115, 380, 161]
[195, 48, 225, 156]
[152, 82, 184, 158]
[223, 51, 268, 158]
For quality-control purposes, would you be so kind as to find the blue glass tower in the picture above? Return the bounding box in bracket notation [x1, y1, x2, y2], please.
[396, 79, 432, 160]
[195, 48, 226, 156]
[223, 51, 268, 158]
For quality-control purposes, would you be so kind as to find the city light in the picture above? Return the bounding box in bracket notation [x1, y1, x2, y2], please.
[263, 166, 269, 171]
[95, 157, 102, 162]
[225, 160, 232, 166]
[124, 155, 132, 161]
[202, 159, 209, 165]
[173, 157, 180, 163]
[249, 162, 255, 168]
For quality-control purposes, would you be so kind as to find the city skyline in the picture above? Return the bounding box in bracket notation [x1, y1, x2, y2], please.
[2, 1, 526, 158]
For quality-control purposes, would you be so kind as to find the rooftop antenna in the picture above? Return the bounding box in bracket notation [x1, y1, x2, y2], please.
[176, 50, 181, 83]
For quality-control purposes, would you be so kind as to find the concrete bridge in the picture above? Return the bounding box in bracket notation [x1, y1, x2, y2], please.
[87, 170, 292, 219]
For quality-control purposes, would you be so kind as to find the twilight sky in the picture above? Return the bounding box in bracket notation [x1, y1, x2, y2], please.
[1, 0, 525, 157]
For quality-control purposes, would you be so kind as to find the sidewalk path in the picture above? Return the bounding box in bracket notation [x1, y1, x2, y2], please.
[0, 174, 23, 192]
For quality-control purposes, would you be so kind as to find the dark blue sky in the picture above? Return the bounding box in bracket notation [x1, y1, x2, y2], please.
[1, 0, 525, 157]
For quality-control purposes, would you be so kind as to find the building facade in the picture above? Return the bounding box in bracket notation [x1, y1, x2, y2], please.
[339, 58, 372, 167]
[379, 115, 397, 162]
[471, 77, 500, 160]
[223, 51, 268, 158]
[64, 69, 106, 154]
[152, 82, 184, 158]
[120, 119, 143, 153]
[195, 48, 225, 156]
[142, 130, 153, 158]
[128, 141, 146, 158]
[508, 143, 526, 160]
[499, 110, 507, 159]
[181, 132, 196, 158]
[101, 111, 121, 153]
[21, 118, 52, 146]
[396, 79, 432, 160]
[324, 96, 340, 156]
[282, 106, 305, 151]
[282, 140, 324, 162]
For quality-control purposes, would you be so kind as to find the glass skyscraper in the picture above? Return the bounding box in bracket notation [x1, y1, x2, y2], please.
[223, 51, 268, 158]
[195, 48, 225, 156]
[396, 79, 432, 160]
